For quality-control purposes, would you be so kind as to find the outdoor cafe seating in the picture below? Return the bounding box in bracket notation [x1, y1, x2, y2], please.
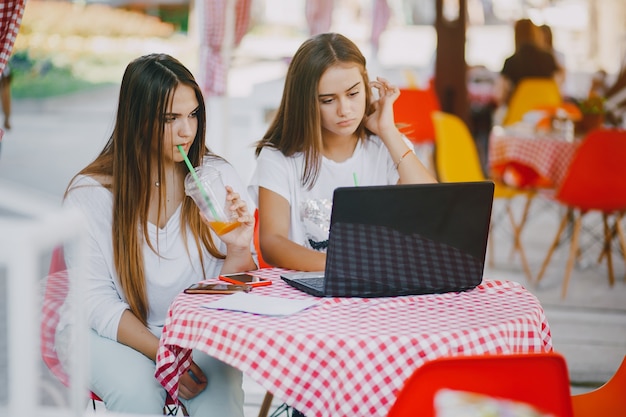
[40, 246, 185, 416]
[155, 267, 553, 417]
[393, 82, 441, 175]
[387, 352, 574, 417]
[432, 111, 535, 282]
[571, 355, 626, 417]
[502, 78, 563, 126]
[534, 128, 626, 298]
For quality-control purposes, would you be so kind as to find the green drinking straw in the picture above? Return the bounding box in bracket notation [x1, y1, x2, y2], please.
[353, 172, 359, 187]
[178, 145, 221, 220]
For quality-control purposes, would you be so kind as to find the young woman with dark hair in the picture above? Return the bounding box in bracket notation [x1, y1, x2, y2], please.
[57, 53, 255, 415]
[250, 33, 436, 272]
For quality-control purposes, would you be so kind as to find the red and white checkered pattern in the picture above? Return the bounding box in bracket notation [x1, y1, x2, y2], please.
[155, 269, 553, 417]
[371, 0, 391, 50]
[305, 0, 333, 36]
[199, 0, 251, 97]
[0, 0, 24, 138]
[489, 132, 579, 188]
[0, 0, 25, 73]
[41, 269, 71, 387]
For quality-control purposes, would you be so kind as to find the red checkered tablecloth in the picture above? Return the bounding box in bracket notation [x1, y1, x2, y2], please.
[1, 0, 25, 139]
[0, 0, 25, 73]
[489, 131, 579, 188]
[155, 269, 552, 417]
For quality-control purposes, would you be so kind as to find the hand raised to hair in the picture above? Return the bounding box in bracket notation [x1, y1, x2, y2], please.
[365, 77, 400, 138]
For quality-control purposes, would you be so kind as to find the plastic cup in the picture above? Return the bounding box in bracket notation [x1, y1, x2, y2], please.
[184, 166, 240, 235]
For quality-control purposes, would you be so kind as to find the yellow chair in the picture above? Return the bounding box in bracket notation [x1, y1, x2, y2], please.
[571, 355, 626, 417]
[503, 77, 562, 126]
[432, 111, 534, 281]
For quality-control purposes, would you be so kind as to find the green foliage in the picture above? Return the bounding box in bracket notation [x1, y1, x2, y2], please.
[577, 96, 605, 115]
[19, 1, 175, 38]
[158, 6, 189, 33]
[10, 1, 181, 98]
[9, 51, 111, 99]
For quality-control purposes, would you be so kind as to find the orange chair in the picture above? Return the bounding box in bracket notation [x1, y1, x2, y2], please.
[571, 355, 626, 417]
[387, 353, 574, 417]
[432, 111, 535, 281]
[41, 246, 185, 415]
[503, 77, 562, 126]
[393, 86, 441, 144]
[254, 209, 272, 269]
[535, 129, 626, 297]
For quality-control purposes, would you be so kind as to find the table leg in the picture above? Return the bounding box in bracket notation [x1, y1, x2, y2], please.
[615, 213, 626, 281]
[507, 194, 534, 282]
[258, 391, 274, 417]
[536, 209, 571, 285]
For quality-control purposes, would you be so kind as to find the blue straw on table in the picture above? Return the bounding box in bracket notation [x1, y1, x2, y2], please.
[178, 145, 220, 220]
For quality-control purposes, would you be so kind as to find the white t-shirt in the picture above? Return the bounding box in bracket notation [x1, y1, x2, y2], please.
[62, 157, 254, 341]
[248, 135, 412, 251]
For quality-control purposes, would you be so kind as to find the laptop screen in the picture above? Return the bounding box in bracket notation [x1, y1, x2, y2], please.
[322, 181, 494, 297]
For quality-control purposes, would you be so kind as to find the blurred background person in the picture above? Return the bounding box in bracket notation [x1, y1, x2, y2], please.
[589, 69, 609, 98]
[1, 62, 11, 131]
[603, 61, 626, 126]
[540, 23, 567, 96]
[492, 18, 563, 123]
[540, 24, 565, 73]
[0, 0, 24, 132]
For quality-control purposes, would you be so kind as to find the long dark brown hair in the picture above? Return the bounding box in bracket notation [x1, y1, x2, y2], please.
[65, 53, 222, 325]
[255, 33, 374, 189]
[514, 18, 542, 51]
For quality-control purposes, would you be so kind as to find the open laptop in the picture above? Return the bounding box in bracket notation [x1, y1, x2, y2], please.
[281, 181, 494, 297]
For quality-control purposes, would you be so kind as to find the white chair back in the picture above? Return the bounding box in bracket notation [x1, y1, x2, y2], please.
[0, 180, 88, 417]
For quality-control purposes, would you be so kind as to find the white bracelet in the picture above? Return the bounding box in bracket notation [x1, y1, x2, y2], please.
[394, 149, 413, 170]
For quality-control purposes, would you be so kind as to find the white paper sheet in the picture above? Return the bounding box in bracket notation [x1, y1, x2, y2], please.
[202, 292, 319, 316]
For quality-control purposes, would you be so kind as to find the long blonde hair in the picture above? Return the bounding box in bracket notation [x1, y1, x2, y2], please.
[65, 54, 223, 325]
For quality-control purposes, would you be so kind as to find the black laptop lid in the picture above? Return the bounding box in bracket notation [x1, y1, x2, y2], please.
[323, 181, 494, 297]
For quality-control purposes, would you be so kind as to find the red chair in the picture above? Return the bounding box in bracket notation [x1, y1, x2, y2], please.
[41, 246, 184, 415]
[387, 353, 574, 417]
[571, 355, 626, 417]
[535, 128, 626, 297]
[393, 85, 441, 144]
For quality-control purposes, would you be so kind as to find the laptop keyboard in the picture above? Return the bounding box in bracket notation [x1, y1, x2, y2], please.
[299, 277, 326, 290]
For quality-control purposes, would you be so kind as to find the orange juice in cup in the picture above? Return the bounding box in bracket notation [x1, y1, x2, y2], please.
[184, 165, 242, 234]
[209, 220, 241, 236]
